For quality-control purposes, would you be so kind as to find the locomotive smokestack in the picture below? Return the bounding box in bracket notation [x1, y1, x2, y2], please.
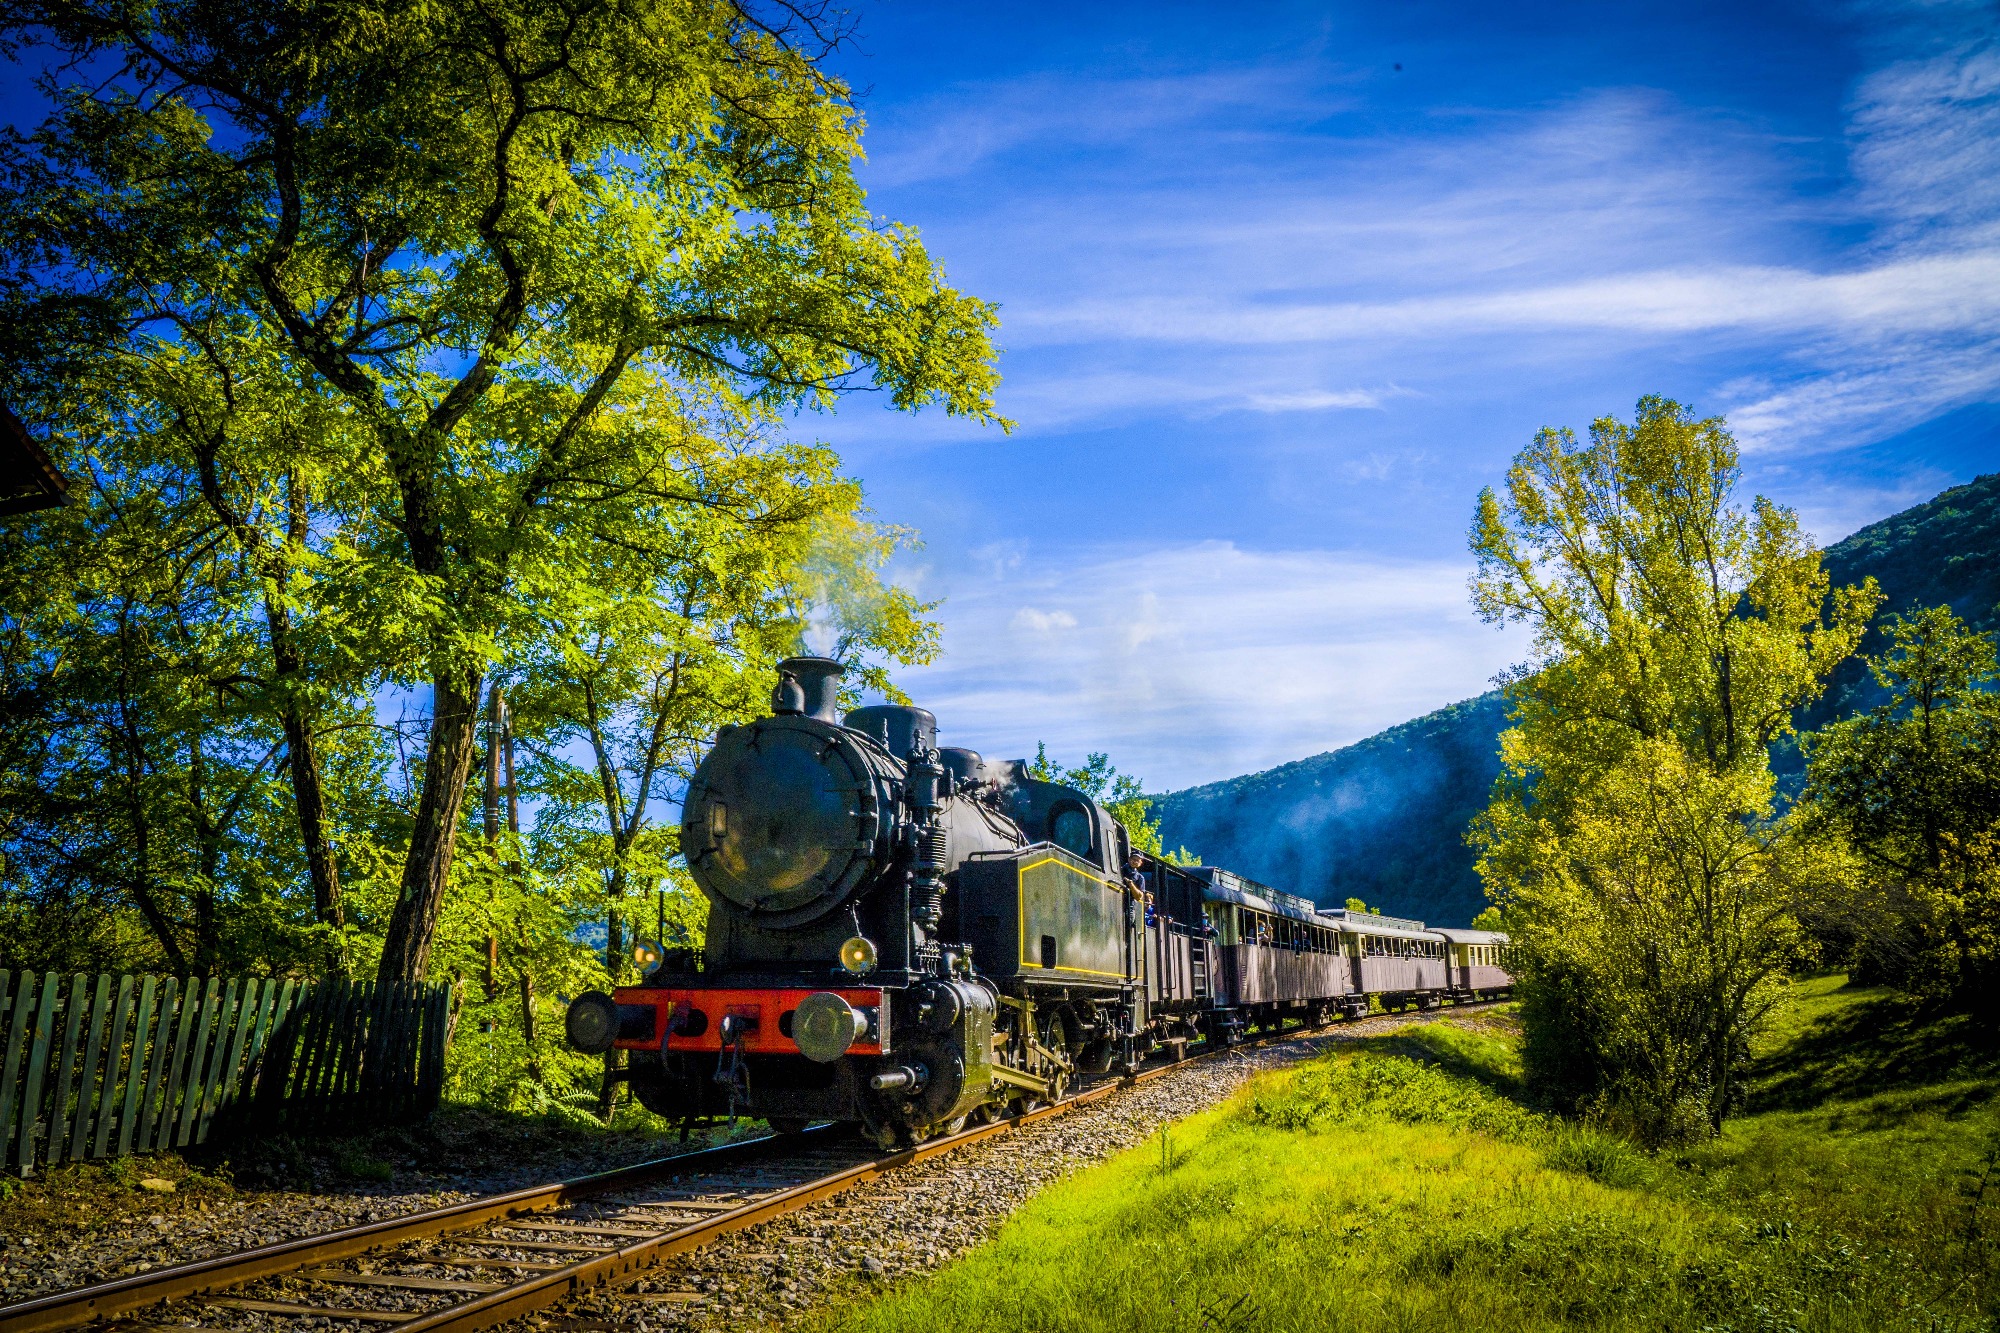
[774, 656, 843, 723]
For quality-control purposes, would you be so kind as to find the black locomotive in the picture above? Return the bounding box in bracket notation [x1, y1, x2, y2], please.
[564, 656, 1510, 1145]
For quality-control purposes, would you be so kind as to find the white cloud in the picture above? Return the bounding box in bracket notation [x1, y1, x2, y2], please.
[896, 543, 1520, 791]
[1010, 607, 1078, 632]
[1242, 388, 1390, 412]
[857, 46, 2000, 456]
[1720, 341, 2000, 457]
[1011, 251, 2000, 345]
[1848, 41, 2000, 248]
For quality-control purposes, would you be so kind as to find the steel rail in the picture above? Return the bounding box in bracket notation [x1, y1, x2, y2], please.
[6, 1002, 1487, 1333]
[0, 1130, 826, 1333]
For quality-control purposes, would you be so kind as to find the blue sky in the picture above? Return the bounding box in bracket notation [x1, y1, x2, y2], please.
[8, 2, 1993, 796]
[804, 0, 2000, 790]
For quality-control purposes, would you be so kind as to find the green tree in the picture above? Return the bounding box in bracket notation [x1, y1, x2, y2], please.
[0, 0, 1004, 983]
[0, 403, 375, 973]
[1802, 606, 2000, 1007]
[1469, 396, 1877, 1139]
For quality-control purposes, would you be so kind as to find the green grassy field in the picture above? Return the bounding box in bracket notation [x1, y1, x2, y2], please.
[815, 980, 2000, 1332]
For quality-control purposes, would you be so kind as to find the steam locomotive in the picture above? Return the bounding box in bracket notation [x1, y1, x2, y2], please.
[563, 657, 1511, 1146]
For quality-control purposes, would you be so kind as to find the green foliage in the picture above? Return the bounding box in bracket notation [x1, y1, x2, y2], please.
[1801, 607, 2000, 1008]
[1469, 397, 1876, 1141]
[0, 0, 1002, 985]
[1028, 743, 1168, 858]
[1799, 470, 2000, 735]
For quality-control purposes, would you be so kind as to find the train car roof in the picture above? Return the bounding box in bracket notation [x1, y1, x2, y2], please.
[1198, 880, 1325, 925]
[1432, 927, 1511, 945]
[1320, 907, 1428, 932]
[1330, 917, 1443, 943]
[1187, 866, 1326, 924]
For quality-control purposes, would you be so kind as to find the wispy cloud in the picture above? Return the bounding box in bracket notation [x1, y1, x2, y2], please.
[861, 32, 2000, 457]
[1848, 40, 2000, 249]
[1242, 388, 1398, 412]
[897, 543, 1520, 791]
[1014, 253, 2000, 344]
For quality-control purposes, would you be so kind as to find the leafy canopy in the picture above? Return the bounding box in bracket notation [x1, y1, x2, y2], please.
[0, 0, 1005, 982]
[1802, 606, 2000, 1006]
[1469, 397, 1877, 1140]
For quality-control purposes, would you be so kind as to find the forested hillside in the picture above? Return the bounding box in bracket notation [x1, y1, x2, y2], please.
[1154, 694, 1508, 926]
[1155, 470, 2000, 926]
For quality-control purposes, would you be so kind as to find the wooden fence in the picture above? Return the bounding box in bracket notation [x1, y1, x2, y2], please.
[0, 971, 453, 1173]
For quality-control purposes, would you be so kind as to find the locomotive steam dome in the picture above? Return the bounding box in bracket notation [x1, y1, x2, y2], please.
[679, 658, 900, 927]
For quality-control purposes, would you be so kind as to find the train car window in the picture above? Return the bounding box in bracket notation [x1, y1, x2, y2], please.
[1050, 802, 1094, 858]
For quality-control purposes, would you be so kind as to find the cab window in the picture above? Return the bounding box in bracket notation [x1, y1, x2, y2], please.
[1050, 802, 1094, 859]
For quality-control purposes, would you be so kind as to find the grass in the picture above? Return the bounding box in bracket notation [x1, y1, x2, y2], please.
[813, 983, 2000, 1333]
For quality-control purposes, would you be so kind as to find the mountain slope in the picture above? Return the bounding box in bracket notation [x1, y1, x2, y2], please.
[1155, 471, 2000, 927]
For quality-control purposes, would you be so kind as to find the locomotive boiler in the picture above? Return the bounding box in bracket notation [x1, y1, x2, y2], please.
[563, 657, 1149, 1145]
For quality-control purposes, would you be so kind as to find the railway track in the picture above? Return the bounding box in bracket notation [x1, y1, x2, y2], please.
[1, 1005, 1490, 1333]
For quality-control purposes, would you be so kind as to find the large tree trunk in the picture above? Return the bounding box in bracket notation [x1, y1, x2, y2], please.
[377, 668, 484, 983]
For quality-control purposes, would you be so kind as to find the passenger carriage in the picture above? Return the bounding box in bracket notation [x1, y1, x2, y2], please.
[1434, 927, 1514, 1001]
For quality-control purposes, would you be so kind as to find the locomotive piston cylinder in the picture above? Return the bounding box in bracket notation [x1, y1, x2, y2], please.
[869, 1063, 927, 1093]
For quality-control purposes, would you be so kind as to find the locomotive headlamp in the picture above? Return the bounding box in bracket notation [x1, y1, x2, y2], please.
[838, 934, 879, 976]
[631, 938, 663, 969]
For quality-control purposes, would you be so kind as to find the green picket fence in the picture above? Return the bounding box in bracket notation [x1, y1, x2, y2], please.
[0, 971, 452, 1174]
[243, 976, 453, 1134]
